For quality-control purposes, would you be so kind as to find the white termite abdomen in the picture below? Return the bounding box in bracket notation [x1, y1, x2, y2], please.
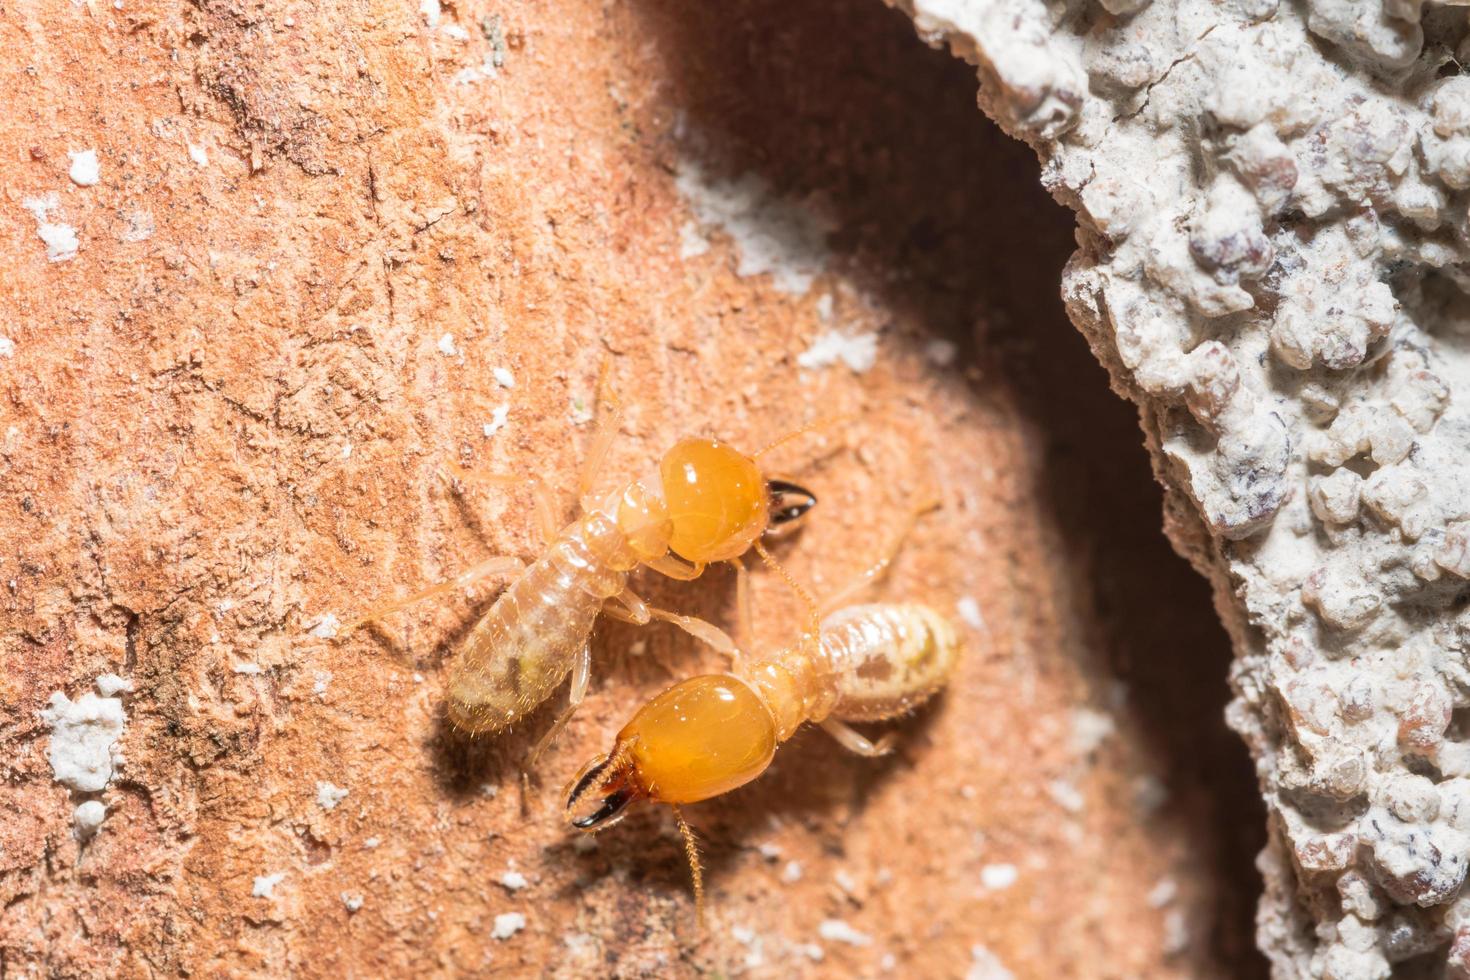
[819, 602, 960, 722]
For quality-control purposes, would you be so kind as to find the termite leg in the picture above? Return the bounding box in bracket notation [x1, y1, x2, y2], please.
[818, 497, 941, 616]
[340, 555, 525, 633]
[525, 642, 592, 770]
[577, 364, 624, 512]
[727, 557, 754, 645]
[603, 587, 651, 624]
[440, 469, 562, 546]
[605, 590, 743, 668]
[648, 608, 743, 671]
[820, 718, 897, 757]
[643, 553, 705, 581]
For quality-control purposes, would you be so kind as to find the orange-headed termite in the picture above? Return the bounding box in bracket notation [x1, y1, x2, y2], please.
[564, 502, 958, 918]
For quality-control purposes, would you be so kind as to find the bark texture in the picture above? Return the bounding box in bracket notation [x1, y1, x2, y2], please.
[1, 0, 1260, 976]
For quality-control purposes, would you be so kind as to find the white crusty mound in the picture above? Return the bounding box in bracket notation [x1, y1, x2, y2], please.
[41, 690, 126, 794]
[887, 0, 1470, 974]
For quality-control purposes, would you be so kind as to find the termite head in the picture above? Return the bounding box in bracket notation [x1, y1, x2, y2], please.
[653, 438, 816, 564]
[565, 674, 778, 830]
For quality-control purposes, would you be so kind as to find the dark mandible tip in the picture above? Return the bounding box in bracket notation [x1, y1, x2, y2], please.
[767, 479, 817, 527]
[571, 787, 636, 830]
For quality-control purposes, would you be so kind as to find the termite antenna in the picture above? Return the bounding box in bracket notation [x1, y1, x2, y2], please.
[753, 539, 820, 645]
[751, 412, 853, 460]
[594, 357, 620, 414]
[673, 806, 705, 930]
[579, 359, 625, 510]
[815, 494, 944, 616]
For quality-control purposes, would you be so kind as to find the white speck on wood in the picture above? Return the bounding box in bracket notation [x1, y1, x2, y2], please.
[731, 924, 764, 968]
[1069, 707, 1116, 758]
[955, 596, 986, 631]
[23, 194, 79, 263]
[815, 293, 833, 321]
[678, 220, 710, 259]
[1133, 775, 1169, 814]
[95, 674, 132, 697]
[316, 781, 349, 810]
[797, 330, 879, 373]
[796, 943, 825, 961]
[309, 614, 340, 639]
[252, 872, 285, 898]
[1046, 778, 1085, 814]
[68, 149, 100, 187]
[967, 944, 1015, 980]
[483, 404, 510, 438]
[674, 155, 833, 295]
[452, 55, 499, 85]
[491, 911, 526, 939]
[1147, 876, 1178, 908]
[73, 800, 107, 839]
[1162, 909, 1189, 956]
[980, 863, 1018, 891]
[818, 919, 871, 947]
[925, 338, 958, 366]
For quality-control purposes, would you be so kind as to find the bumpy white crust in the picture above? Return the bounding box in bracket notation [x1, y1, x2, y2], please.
[887, 0, 1470, 972]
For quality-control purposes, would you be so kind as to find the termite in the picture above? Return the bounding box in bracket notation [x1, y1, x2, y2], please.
[563, 502, 958, 918]
[340, 377, 830, 764]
